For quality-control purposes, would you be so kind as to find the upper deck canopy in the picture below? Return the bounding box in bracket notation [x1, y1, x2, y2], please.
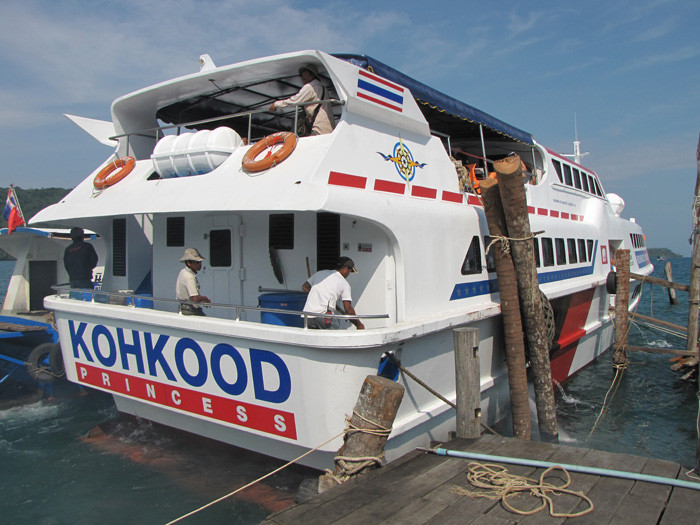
[334, 54, 533, 146]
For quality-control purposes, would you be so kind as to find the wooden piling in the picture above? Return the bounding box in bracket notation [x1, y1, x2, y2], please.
[494, 155, 558, 443]
[479, 179, 531, 439]
[613, 249, 630, 366]
[318, 375, 404, 492]
[692, 132, 700, 472]
[453, 327, 482, 439]
[665, 262, 678, 305]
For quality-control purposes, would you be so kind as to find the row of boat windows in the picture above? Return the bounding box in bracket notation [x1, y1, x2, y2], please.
[461, 235, 594, 275]
[551, 159, 603, 197]
[630, 233, 646, 248]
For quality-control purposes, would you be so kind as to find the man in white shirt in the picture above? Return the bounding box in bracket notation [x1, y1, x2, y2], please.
[302, 257, 364, 330]
[269, 63, 335, 135]
[176, 248, 210, 315]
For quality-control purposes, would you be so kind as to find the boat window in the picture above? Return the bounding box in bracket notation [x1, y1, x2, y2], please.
[269, 214, 294, 250]
[316, 212, 340, 271]
[541, 238, 554, 267]
[567, 238, 578, 263]
[533, 238, 541, 267]
[555, 238, 566, 265]
[581, 171, 590, 193]
[552, 160, 563, 183]
[563, 164, 573, 186]
[572, 168, 582, 190]
[588, 175, 596, 195]
[578, 239, 587, 262]
[166, 217, 185, 247]
[209, 230, 232, 267]
[461, 236, 483, 275]
[484, 236, 496, 273]
[594, 179, 603, 197]
[113, 218, 126, 277]
[587, 239, 594, 258]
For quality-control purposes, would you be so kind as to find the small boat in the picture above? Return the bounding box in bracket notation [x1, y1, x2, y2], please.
[31, 50, 652, 468]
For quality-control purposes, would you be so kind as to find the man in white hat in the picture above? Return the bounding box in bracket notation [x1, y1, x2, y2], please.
[176, 248, 210, 315]
[269, 63, 335, 136]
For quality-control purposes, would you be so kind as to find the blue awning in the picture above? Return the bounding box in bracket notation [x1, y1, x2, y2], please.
[334, 54, 533, 145]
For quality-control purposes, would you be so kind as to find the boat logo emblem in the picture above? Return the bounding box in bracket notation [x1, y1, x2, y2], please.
[378, 139, 426, 185]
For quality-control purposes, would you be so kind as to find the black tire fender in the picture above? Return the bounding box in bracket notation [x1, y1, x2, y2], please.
[26, 342, 63, 383]
[606, 270, 618, 295]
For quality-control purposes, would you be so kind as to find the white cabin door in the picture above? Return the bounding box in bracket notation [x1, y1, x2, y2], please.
[202, 215, 242, 319]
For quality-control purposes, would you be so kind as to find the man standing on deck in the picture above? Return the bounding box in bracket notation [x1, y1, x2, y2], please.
[302, 257, 364, 330]
[176, 248, 210, 316]
[268, 64, 335, 135]
[63, 227, 98, 289]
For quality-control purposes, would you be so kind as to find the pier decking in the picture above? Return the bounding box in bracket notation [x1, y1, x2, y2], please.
[263, 433, 700, 524]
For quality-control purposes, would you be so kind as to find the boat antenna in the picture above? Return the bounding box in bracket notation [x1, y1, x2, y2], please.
[561, 114, 589, 165]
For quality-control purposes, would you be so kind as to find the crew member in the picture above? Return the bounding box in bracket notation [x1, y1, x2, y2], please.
[64, 227, 98, 289]
[176, 248, 210, 316]
[302, 256, 364, 330]
[269, 64, 335, 135]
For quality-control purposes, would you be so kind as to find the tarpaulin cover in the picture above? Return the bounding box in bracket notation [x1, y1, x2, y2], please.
[334, 54, 533, 145]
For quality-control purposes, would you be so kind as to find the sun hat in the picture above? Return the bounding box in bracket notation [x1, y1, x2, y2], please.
[337, 256, 357, 273]
[179, 248, 205, 262]
[298, 63, 318, 78]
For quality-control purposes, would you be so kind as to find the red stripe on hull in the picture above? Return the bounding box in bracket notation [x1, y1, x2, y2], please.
[550, 288, 596, 383]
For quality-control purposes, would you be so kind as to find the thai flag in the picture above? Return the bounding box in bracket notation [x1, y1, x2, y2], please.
[356, 70, 405, 113]
[4, 188, 24, 234]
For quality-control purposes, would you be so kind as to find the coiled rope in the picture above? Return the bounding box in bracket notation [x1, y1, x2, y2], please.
[452, 462, 594, 517]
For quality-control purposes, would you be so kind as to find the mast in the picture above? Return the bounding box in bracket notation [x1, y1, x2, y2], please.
[562, 114, 589, 165]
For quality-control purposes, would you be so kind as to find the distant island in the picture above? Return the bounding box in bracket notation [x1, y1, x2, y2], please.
[647, 248, 683, 259]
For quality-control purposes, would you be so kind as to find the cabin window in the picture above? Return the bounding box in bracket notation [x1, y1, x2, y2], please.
[541, 238, 554, 267]
[533, 238, 541, 267]
[588, 175, 596, 195]
[112, 218, 126, 277]
[317, 212, 340, 271]
[484, 236, 496, 273]
[572, 168, 582, 190]
[563, 164, 573, 186]
[594, 179, 603, 197]
[555, 238, 566, 265]
[166, 217, 185, 247]
[567, 238, 578, 263]
[269, 214, 294, 250]
[552, 160, 563, 183]
[210, 230, 232, 267]
[587, 239, 594, 259]
[581, 172, 590, 193]
[578, 239, 588, 262]
[461, 236, 483, 275]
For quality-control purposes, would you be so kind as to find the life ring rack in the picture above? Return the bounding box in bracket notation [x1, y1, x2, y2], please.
[242, 132, 297, 172]
[93, 156, 136, 190]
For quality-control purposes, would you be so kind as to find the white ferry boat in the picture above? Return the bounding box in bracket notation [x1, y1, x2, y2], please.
[32, 50, 652, 469]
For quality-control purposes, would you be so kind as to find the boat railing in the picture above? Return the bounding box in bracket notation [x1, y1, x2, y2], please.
[50, 285, 389, 329]
[108, 98, 344, 158]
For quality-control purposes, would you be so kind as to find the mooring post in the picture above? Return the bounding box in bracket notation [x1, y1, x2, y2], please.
[453, 327, 482, 439]
[664, 261, 678, 305]
[613, 249, 630, 366]
[318, 375, 404, 493]
[479, 179, 531, 439]
[495, 155, 558, 443]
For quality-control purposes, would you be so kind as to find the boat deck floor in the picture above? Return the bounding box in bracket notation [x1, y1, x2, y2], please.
[263, 432, 700, 524]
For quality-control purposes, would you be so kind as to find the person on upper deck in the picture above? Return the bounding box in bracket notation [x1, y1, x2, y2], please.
[301, 256, 364, 330]
[176, 248, 210, 316]
[64, 227, 98, 289]
[268, 64, 335, 136]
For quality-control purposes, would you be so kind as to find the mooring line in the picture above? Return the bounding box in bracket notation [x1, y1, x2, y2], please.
[164, 430, 345, 525]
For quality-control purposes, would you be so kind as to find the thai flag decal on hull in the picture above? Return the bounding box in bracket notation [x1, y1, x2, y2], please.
[357, 70, 405, 112]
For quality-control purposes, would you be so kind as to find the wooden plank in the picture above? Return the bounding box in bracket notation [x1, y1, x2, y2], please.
[629, 272, 689, 292]
[659, 470, 700, 524]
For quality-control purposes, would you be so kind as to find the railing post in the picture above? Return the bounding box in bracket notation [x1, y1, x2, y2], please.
[454, 327, 481, 439]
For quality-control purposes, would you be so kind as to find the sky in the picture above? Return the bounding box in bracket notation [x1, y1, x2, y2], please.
[0, 0, 698, 255]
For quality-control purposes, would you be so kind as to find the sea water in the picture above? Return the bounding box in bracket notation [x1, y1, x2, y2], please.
[0, 259, 698, 523]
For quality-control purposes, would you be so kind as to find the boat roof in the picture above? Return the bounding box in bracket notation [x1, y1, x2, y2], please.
[334, 54, 533, 145]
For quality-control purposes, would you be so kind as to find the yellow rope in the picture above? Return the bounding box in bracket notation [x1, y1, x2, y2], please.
[452, 462, 594, 517]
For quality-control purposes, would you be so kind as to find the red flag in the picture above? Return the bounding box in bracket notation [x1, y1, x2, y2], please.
[4, 188, 25, 234]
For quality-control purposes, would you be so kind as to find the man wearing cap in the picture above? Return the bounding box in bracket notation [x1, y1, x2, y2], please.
[176, 248, 210, 316]
[268, 63, 335, 135]
[301, 256, 364, 330]
[64, 227, 98, 289]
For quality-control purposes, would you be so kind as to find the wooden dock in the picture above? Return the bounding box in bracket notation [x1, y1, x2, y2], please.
[263, 433, 700, 524]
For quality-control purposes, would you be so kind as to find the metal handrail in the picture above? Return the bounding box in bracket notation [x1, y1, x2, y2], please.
[51, 285, 389, 328]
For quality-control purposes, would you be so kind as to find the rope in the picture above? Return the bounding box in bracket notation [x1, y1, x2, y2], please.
[452, 462, 594, 517]
[164, 430, 345, 524]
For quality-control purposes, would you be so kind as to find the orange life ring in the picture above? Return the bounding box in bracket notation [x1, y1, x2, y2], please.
[93, 156, 135, 189]
[242, 132, 297, 172]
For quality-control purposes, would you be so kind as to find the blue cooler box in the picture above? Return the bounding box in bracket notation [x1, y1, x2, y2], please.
[259, 293, 306, 328]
